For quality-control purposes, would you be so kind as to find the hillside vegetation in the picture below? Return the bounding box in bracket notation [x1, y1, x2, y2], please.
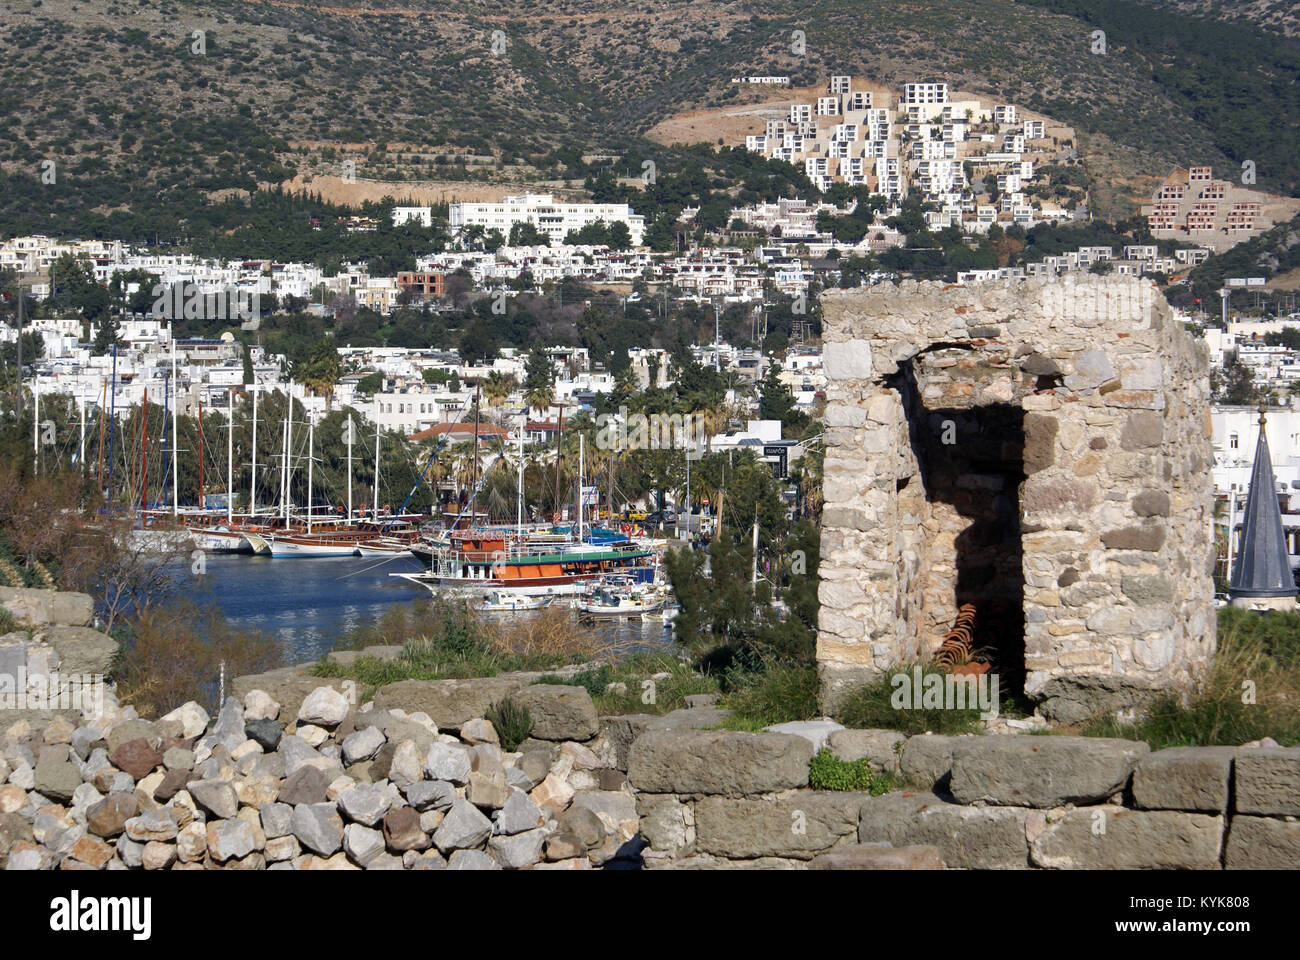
[0, 0, 1296, 240]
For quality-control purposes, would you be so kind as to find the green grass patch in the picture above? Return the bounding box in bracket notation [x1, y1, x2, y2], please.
[588, 652, 720, 716]
[312, 596, 582, 695]
[808, 748, 895, 796]
[720, 662, 820, 727]
[538, 664, 615, 699]
[1079, 607, 1300, 748]
[832, 663, 986, 736]
[485, 698, 533, 751]
[719, 714, 776, 732]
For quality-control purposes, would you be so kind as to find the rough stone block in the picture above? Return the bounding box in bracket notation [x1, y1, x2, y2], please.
[694, 793, 866, 860]
[859, 793, 1029, 869]
[371, 677, 523, 730]
[823, 339, 873, 380]
[511, 685, 599, 742]
[1132, 747, 1234, 812]
[0, 587, 94, 628]
[808, 843, 945, 870]
[827, 728, 906, 773]
[949, 736, 1148, 808]
[1224, 815, 1300, 870]
[898, 734, 972, 791]
[627, 730, 813, 796]
[1233, 746, 1300, 816]
[1030, 808, 1222, 869]
[762, 720, 845, 752]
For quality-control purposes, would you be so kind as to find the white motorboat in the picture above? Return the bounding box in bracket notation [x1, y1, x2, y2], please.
[577, 584, 666, 619]
[475, 591, 553, 613]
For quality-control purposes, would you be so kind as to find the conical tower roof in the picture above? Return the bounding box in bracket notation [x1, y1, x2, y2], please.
[1229, 405, 1297, 599]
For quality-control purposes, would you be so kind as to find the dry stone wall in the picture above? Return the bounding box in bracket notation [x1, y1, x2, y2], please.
[2, 653, 1294, 870]
[0, 588, 119, 727]
[818, 276, 1215, 720]
[625, 728, 1300, 870]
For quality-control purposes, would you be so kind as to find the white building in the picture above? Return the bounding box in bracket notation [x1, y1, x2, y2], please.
[391, 207, 433, 228]
[448, 194, 645, 247]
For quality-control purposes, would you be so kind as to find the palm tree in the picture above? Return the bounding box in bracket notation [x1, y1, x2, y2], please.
[525, 381, 554, 418]
[693, 404, 728, 453]
[483, 371, 516, 407]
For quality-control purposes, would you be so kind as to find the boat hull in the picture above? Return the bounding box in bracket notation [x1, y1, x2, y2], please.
[578, 601, 665, 618]
[392, 572, 591, 596]
[269, 537, 361, 557]
[187, 527, 252, 553]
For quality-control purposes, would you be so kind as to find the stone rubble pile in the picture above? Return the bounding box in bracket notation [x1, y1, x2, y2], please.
[0, 680, 642, 870]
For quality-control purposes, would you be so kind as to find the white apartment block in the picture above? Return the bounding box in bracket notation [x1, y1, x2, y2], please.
[391, 207, 433, 228]
[904, 82, 949, 105]
[0, 236, 126, 275]
[448, 194, 645, 247]
[816, 96, 841, 116]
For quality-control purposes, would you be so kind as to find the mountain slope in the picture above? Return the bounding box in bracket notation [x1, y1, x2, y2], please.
[0, 0, 1295, 241]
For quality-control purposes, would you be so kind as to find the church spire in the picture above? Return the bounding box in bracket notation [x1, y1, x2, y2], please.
[1229, 403, 1297, 608]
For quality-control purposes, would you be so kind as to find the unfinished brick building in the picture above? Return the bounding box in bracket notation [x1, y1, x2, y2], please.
[817, 276, 1216, 721]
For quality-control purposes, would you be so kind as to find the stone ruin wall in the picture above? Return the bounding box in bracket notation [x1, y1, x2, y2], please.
[817, 276, 1216, 721]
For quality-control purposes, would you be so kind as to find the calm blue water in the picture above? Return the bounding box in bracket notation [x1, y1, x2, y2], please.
[188, 553, 674, 665]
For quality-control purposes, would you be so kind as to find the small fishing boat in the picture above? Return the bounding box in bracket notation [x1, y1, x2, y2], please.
[577, 584, 665, 619]
[475, 591, 552, 613]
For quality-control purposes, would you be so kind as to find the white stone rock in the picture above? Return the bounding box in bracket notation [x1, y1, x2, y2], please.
[230, 739, 263, 762]
[824, 338, 874, 380]
[388, 740, 424, 789]
[343, 823, 386, 867]
[342, 726, 386, 765]
[242, 689, 281, 722]
[762, 720, 846, 752]
[425, 742, 472, 785]
[297, 686, 350, 727]
[295, 724, 330, 748]
[160, 701, 210, 739]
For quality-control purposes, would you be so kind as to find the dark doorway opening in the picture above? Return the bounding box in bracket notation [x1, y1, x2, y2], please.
[891, 358, 1027, 698]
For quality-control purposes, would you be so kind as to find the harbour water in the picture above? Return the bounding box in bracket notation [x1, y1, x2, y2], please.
[188, 552, 676, 664]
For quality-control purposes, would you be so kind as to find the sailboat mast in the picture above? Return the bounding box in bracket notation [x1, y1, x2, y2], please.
[250, 386, 258, 515]
[516, 422, 524, 529]
[107, 343, 117, 504]
[280, 398, 289, 525]
[470, 381, 481, 520]
[553, 404, 565, 515]
[227, 389, 234, 522]
[79, 390, 86, 477]
[97, 379, 106, 493]
[198, 398, 205, 511]
[307, 418, 314, 535]
[373, 397, 381, 518]
[577, 433, 584, 543]
[346, 415, 353, 523]
[170, 327, 178, 517]
[140, 388, 148, 511]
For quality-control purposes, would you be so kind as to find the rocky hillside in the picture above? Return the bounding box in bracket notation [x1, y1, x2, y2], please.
[1, 0, 1296, 238]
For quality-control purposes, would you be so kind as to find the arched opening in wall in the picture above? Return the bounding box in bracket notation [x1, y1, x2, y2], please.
[888, 348, 1028, 698]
